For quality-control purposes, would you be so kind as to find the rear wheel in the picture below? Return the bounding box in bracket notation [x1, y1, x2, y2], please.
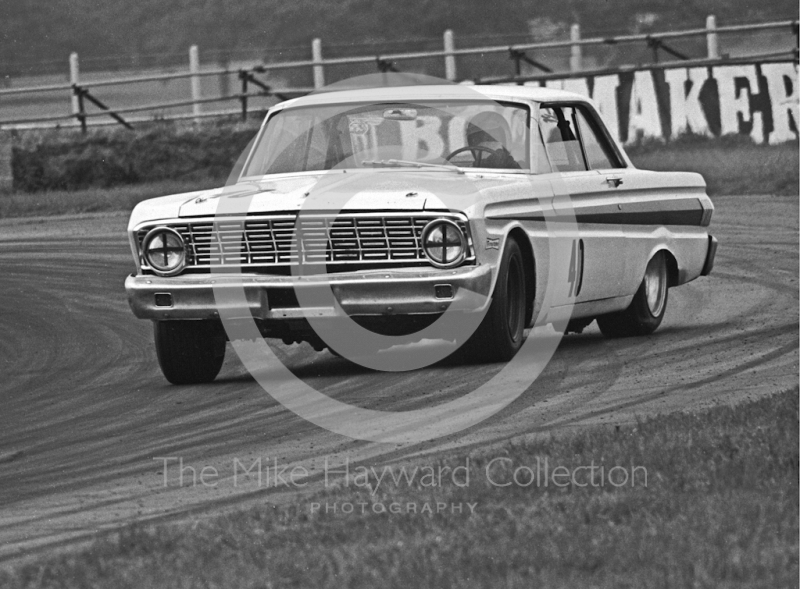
[597, 251, 669, 338]
[154, 321, 226, 384]
[462, 238, 527, 362]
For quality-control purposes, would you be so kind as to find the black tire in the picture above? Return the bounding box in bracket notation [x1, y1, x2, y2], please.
[462, 238, 528, 362]
[597, 251, 669, 338]
[154, 321, 226, 384]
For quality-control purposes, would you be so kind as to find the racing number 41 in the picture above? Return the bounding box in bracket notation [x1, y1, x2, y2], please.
[567, 238, 584, 297]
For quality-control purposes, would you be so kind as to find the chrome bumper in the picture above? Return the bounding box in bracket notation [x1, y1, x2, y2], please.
[125, 265, 493, 321]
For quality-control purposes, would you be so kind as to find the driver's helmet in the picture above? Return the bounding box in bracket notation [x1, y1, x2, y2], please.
[466, 111, 512, 148]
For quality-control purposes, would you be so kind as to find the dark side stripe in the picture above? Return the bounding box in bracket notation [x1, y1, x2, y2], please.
[488, 198, 707, 226]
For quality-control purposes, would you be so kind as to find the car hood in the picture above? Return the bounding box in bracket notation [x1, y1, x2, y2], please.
[128, 171, 545, 230]
[176, 174, 438, 218]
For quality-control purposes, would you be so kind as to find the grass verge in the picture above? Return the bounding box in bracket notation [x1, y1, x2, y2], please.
[0, 180, 224, 219]
[1, 139, 796, 220]
[11, 122, 258, 193]
[2, 390, 797, 588]
[628, 137, 798, 196]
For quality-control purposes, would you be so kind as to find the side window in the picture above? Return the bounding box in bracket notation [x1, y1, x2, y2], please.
[574, 108, 621, 170]
[538, 106, 586, 172]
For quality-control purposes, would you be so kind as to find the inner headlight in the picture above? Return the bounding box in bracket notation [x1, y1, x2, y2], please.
[142, 227, 187, 276]
[421, 219, 467, 268]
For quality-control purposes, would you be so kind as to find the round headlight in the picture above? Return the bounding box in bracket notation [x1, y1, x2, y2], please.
[142, 227, 187, 276]
[421, 219, 467, 268]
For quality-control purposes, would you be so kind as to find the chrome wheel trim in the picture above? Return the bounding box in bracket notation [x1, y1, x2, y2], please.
[644, 254, 667, 317]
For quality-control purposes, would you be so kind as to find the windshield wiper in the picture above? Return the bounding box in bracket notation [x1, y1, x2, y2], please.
[361, 159, 464, 174]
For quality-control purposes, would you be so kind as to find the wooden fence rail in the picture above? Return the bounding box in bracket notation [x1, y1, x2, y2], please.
[0, 17, 796, 131]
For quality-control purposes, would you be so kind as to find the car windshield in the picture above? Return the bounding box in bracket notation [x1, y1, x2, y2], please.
[242, 100, 531, 177]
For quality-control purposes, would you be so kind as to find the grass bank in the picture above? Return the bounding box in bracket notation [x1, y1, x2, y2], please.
[10, 121, 258, 193]
[1, 134, 796, 219]
[2, 389, 797, 588]
[628, 136, 799, 196]
[0, 180, 222, 219]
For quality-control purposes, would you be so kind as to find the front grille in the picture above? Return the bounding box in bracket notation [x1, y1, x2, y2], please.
[137, 213, 473, 273]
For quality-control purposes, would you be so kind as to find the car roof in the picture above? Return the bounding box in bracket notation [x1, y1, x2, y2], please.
[274, 84, 588, 111]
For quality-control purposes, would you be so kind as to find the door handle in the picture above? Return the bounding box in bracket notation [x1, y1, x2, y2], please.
[606, 176, 623, 187]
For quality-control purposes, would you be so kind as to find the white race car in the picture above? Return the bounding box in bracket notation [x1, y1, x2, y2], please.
[125, 85, 717, 383]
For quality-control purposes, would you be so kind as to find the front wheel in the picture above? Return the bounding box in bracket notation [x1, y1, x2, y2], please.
[597, 251, 669, 338]
[154, 321, 226, 384]
[461, 238, 528, 362]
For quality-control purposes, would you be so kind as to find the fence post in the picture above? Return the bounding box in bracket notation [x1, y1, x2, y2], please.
[443, 30, 457, 81]
[570, 24, 582, 72]
[69, 52, 80, 117]
[189, 45, 202, 123]
[312, 38, 325, 89]
[706, 15, 719, 59]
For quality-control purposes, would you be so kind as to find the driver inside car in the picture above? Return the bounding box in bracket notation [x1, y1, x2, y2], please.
[465, 112, 521, 169]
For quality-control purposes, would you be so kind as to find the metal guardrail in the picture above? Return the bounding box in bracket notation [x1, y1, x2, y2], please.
[1, 89, 312, 129]
[0, 18, 797, 131]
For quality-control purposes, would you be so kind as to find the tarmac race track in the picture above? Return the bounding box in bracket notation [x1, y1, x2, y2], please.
[0, 194, 797, 564]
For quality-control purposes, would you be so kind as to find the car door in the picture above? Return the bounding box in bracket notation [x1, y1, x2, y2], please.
[570, 104, 704, 300]
[538, 103, 629, 304]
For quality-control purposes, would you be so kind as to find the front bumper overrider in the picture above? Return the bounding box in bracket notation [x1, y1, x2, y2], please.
[125, 264, 494, 321]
